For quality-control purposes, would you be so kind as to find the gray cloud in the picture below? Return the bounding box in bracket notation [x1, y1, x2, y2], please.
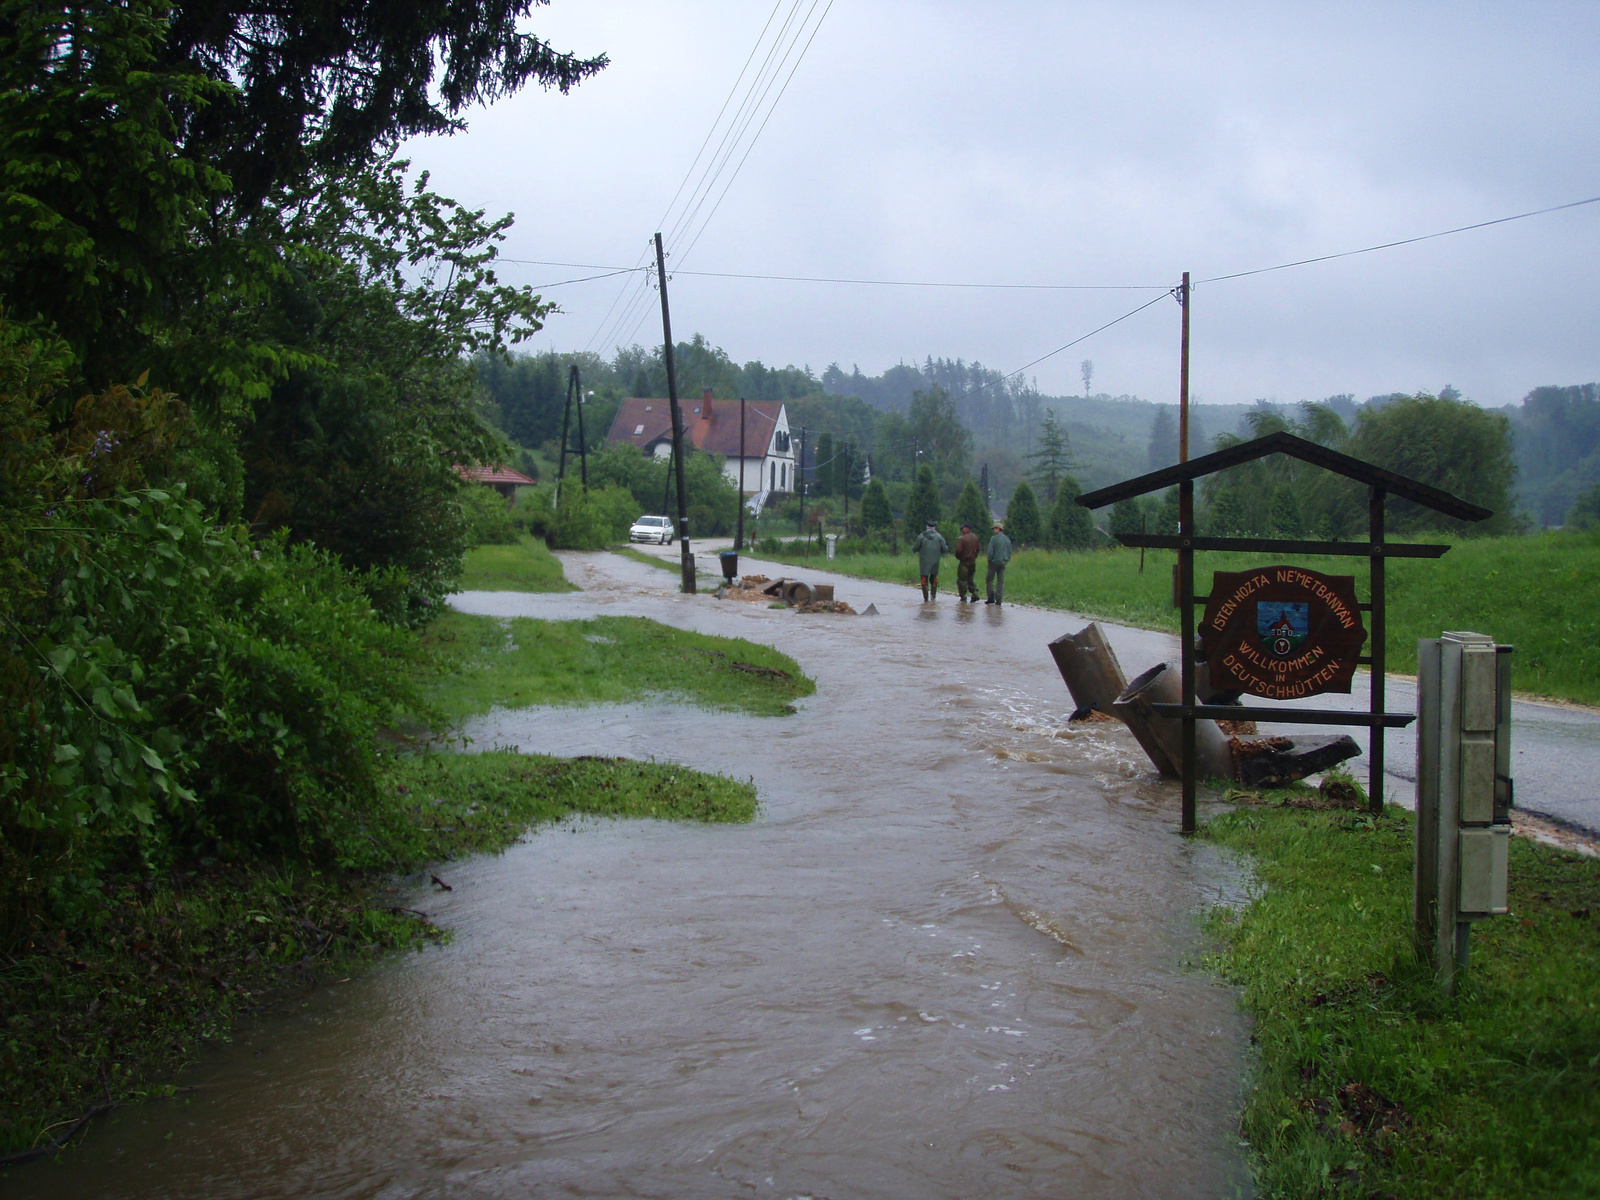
[404, 1, 1600, 406]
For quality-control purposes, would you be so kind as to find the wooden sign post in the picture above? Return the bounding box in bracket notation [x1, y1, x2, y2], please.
[1077, 431, 1492, 833]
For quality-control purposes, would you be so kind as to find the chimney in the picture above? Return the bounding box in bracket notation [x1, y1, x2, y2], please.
[701, 388, 713, 418]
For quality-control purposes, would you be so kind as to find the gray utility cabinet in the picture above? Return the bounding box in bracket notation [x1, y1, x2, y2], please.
[1415, 631, 1513, 988]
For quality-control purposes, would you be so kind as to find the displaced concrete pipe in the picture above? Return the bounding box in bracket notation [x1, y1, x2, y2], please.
[1111, 663, 1236, 781]
[1047, 624, 1128, 718]
[783, 581, 813, 606]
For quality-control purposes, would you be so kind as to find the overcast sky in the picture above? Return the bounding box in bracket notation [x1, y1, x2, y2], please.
[402, 1, 1600, 408]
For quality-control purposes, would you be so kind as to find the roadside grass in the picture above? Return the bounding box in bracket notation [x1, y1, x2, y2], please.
[609, 543, 722, 588]
[422, 610, 813, 721]
[457, 535, 575, 592]
[761, 531, 1600, 703]
[1202, 797, 1600, 1198]
[0, 750, 757, 1164]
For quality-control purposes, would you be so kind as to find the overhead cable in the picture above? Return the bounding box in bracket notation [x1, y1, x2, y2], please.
[1199, 193, 1600, 285]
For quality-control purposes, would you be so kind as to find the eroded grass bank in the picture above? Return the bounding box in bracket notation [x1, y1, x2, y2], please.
[2, 556, 801, 1163]
[761, 532, 1600, 704]
[1202, 799, 1600, 1198]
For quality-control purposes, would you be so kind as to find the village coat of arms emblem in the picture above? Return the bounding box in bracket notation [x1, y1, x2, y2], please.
[1198, 567, 1368, 699]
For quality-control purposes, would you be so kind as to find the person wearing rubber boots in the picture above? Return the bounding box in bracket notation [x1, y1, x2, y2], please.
[952, 522, 981, 602]
[985, 520, 1013, 605]
[911, 519, 949, 601]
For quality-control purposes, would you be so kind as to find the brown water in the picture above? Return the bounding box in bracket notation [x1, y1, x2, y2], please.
[15, 551, 1253, 1199]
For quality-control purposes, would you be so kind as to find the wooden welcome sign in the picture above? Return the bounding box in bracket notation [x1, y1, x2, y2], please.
[1199, 566, 1368, 699]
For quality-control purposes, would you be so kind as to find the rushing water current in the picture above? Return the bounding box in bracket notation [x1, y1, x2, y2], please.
[21, 550, 1256, 1199]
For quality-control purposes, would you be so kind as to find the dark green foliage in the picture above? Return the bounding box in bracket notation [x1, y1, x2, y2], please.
[580, 443, 740, 536]
[162, 1, 608, 213]
[1028, 409, 1071, 503]
[1568, 481, 1600, 529]
[1048, 476, 1096, 548]
[953, 479, 990, 533]
[815, 431, 835, 494]
[1350, 394, 1517, 535]
[1155, 486, 1180, 535]
[904, 464, 942, 530]
[1109, 496, 1145, 538]
[1005, 479, 1042, 545]
[461, 485, 518, 545]
[861, 478, 893, 532]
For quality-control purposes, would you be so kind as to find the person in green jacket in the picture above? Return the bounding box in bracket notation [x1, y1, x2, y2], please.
[911, 519, 949, 601]
[985, 520, 1013, 605]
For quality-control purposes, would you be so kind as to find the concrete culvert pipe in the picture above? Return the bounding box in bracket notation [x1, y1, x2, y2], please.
[784, 581, 813, 606]
[1112, 663, 1235, 781]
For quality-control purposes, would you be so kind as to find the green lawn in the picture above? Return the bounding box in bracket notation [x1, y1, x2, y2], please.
[422, 610, 814, 722]
[1203, 799, 1600, 1198]
[763, 532, 1600, 704]
[457, 535, 575, 592]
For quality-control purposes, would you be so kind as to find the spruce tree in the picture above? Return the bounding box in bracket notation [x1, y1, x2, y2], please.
[1049, 476, 1096, 548]
[1027, 410, 1071, 503]
[953, 479, 990, 534]
[861, 478, 892, 533]
[815, 432, 835, 495]
[1005, 480, 1042, 545]
[905, 464, 942, 530]
[1109, 496, 1145, 537]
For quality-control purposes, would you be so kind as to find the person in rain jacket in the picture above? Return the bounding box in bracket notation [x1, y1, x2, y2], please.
[911, 519, 949, 601]
[952, 522, 982, 602]
[985, 520, 1013, 605]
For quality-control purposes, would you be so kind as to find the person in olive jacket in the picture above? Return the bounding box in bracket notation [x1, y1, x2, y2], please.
[911, 519, 949, 601]
[952, 522, 982, 602]
[985, 520, 1013, 605]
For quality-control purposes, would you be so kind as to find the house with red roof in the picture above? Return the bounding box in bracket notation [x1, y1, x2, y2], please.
[605, 390, 796, 503]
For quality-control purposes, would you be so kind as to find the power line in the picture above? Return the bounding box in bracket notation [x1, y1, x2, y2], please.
[497, 257, 1165, 291]
[1198, 193, 1600, 285]
[675, 0, 833, 266]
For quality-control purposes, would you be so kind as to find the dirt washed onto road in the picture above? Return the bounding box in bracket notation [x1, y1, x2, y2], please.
[28, 551, 1252, 1199]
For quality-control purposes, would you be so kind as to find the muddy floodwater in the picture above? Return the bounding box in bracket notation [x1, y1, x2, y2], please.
[21, 551, 1255, 1199]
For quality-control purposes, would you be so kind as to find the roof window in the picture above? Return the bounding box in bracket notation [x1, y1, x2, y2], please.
[633, 424, 644, 435]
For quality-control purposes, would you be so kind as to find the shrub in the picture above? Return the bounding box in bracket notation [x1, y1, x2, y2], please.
[460, 484, 518, 545]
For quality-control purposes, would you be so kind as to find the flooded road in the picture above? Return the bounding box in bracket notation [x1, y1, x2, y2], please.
[22, 550, 1253, 1199]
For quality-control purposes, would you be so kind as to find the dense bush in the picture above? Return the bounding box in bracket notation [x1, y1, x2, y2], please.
[518, 482, 638, 549]
[461, 484, 519, 545]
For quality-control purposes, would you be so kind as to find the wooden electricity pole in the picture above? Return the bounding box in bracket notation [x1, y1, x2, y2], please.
[736, 397, 747, 551]
[655, 232, 694, 593]
[796, 425, 807, 533]
[572, 364, 588, 490]
[1178, 270, 1191, 462]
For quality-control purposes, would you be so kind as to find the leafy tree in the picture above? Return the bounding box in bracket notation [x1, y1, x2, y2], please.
[953, 479, 990, 533]
[1049, 476, 1096, 548]
[1568, 481, 1600, 529]
[1349, 393, 1517, 534]
[905, 464, 942, 530]
[1005, 480, 1041, 545]
[1028, 409, 1071, 503]
[861, 478, 892, 534]
[906, 385, 973, 485]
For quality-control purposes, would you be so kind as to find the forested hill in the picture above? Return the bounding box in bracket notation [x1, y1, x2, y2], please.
[477, 339, 1598, 525]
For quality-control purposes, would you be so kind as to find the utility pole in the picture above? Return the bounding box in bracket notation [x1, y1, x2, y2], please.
[572, 364, 588, 491]
[655, 232, 694, 593]
[736, 397, 746, 551]
[796, 425, 807, 534]
[556, 364, 574, 508]
[1177, 270, 1191, 463]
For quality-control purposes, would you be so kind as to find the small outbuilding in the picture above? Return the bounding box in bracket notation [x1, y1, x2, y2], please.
[456, 463, 538, 505]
